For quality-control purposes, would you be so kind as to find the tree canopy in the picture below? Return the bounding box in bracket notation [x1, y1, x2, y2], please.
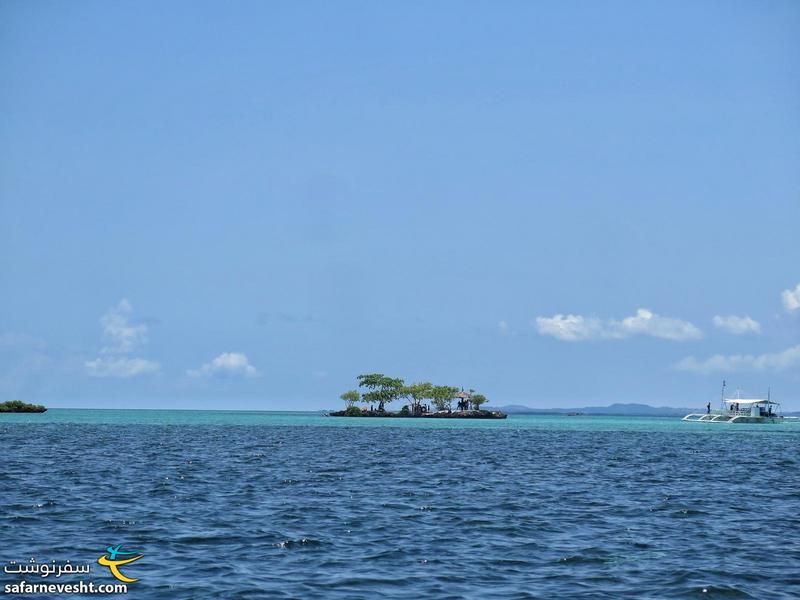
[340, 390, 360, 407]
[0, 400, 46, 413]
[340, 376, 489, 414]
[430, 385, 459, 412]
[471, 394, 488, 410]
[357, 373, 405, 411]
[404, 382, 433, 411]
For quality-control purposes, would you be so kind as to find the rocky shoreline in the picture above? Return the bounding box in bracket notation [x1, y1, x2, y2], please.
[328, 409, 507, 419]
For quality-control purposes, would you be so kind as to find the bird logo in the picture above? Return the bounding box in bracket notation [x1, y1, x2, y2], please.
[97, 545, 143, 583]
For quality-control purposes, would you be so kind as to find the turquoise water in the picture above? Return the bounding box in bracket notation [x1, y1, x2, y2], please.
[4, 408, 799, 431]
[1, 410, 799, 598]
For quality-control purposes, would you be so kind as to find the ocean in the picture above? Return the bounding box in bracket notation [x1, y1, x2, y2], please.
[1, 410, 798, 598]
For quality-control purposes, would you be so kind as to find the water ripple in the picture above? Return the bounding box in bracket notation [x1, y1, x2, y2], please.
[0, 417, 799, 598]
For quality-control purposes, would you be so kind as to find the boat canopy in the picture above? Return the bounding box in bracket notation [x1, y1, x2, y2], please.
[723, 399, 778, 405]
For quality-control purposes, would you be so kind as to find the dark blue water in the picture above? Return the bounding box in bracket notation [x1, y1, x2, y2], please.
[1, 412, 799, 598]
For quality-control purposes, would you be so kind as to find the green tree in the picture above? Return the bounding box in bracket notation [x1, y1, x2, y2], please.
[471, 393, 488, 411]
[0, 399, 46, 413]
[431, 385, 458, 412]
[340, 390, 360, 408]
[357, 373, 405, 412]
[404, 382, 433, 413]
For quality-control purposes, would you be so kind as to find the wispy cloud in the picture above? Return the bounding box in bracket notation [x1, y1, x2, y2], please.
[711, 315, 761, 335]
[187, 352, 259, 378]
[674, 345, 800, 374]
[782, 283, 800, 313]
[100, 299, 148, 354]
[535, 314, 605, 341]
[535, 309, 702, 342]
[497, 320, 516, 336]
[0, 332, 47, 349]
[86, 357, 160, 378]
[86, 299, 160, 377]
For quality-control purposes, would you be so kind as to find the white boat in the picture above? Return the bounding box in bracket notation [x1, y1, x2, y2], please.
[683, 382, 784, 424]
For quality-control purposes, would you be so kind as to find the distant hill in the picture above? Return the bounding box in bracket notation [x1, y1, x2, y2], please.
[486, 403, 700, 417]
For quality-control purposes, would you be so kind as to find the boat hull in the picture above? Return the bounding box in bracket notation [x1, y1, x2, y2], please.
[683, 413, 784, 424]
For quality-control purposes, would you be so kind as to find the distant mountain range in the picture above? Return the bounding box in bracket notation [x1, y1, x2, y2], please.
[488, 403, 800, 417]
[486, 403, 701, 416]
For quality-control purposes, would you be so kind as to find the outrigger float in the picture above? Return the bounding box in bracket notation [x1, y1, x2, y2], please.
[683, 381, 784, 424]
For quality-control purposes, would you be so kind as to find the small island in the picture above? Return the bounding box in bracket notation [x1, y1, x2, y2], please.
[329, 374, 506, 419]
[0, 400, 47, 413]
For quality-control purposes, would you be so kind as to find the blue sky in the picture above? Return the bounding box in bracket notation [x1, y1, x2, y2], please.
[1, 1, 798, 410]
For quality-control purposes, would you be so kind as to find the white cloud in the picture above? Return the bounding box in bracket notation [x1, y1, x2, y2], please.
[86, 357, 161, 378]
[782, 283, 800, 313]
[85, 300, 160, 378]
[711, 315, 761, 335]
[535, 309, 702, 342]
[100, 299, 148, 354]
[674, 345, 800, 374]
[187, 352, 259, 378]
[535, 314, 606, 341]
[613, 309, 703, 341]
